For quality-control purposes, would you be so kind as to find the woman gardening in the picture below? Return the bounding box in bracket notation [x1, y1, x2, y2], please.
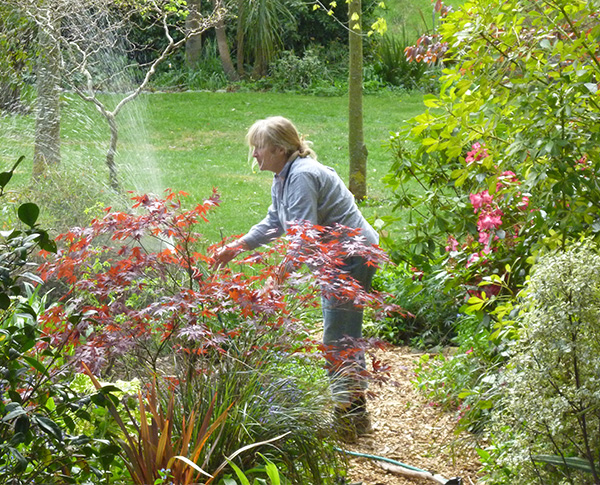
[212, 116, 379, 441]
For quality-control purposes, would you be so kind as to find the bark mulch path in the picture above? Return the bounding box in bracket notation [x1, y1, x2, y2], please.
[343, 346, 483, 485]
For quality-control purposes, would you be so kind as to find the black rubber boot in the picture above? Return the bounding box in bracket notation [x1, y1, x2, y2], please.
[334, 394, 372, 442]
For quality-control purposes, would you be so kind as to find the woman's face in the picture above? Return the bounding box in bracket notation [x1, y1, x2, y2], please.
[253, 144, 287, 174]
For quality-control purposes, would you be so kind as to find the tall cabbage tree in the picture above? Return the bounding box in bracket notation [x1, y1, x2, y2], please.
[237, 0, 295, 77]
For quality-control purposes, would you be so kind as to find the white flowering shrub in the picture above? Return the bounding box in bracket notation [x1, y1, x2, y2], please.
[486, 242, 600, 484]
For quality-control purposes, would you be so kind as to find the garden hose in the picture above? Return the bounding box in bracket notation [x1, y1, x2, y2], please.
[335, 447, 462, 485]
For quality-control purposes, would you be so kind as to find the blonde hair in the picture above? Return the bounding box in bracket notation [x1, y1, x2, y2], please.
[246, 116, 316, 159]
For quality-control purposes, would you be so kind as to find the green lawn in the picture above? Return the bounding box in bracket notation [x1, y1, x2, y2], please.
[1, 90, 424, 243]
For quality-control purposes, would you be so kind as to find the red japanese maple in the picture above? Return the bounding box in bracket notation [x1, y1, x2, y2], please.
[38, 190, 397, 375]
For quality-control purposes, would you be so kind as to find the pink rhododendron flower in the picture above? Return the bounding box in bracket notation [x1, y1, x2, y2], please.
[481, 191, 494, 207]
[517, 195, 529, 210]
[499, 170, 519, 184]
[477, 209, 503, 231]
[466, 252, 480, 267]
[478, 231, 490, 246]
[575, 155, 590, 170]
[470, 190, 494, 212]
[445, 235, 459, 252]
[469, 193, 483, 211]
[481, 246, 492, 255]
[465, 142, 489, 164]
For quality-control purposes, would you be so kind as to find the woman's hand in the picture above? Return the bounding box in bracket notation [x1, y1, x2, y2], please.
[211, 240, 249, 269]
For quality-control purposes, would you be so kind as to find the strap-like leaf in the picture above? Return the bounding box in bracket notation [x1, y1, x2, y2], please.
[206, 432, 291, 485]
[225, 459, 250, 485]
[168, 455, 213, 479]
[532, 455, 594, 473]
[258, 453, 280, 485]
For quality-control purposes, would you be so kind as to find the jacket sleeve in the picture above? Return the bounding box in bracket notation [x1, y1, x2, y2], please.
[240, 203, 284, 250]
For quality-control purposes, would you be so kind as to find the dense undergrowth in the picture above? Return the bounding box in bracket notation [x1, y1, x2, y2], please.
[375, 0, 600, 482]
[0, 180, 396, 484]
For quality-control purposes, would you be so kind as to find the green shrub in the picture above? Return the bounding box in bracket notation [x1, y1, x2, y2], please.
[484, 242, 600, 484]
[24, 165, 122, 236]
[268, 49, 333, 93]
[413, 313, 507, 434]
[379, 0, 600, 439]
[372, 32, 427, 89]
[367, 262, 461, 348]
[0, 157, 116, 484]
[150, 39, 229, 92]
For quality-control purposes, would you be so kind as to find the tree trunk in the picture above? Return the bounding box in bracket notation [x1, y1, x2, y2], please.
[0, 82, 22, 114]
[106, 112, 119, 191]
[212, 0, 239, 81]
[33, 12, 61, 179]
[348, 0, 367, 200]
[185, 0, 202, 69]
[236, 0, 246, 77]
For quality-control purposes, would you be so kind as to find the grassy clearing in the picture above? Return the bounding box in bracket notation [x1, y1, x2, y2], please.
[0, 90, 424, 242]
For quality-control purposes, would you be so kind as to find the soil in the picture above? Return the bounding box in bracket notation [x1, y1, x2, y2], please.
[343, 346, 483, 485]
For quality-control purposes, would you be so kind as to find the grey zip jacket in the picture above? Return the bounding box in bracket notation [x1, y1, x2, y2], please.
[241, 156, 379, 250]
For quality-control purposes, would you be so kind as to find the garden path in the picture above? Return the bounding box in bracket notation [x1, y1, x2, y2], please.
[344, 346, 482, 485]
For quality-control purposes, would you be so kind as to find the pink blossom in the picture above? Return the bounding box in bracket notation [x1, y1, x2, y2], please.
[517, 195, 529, 210]
[478, 231, 490, 246]
[465, 142, 489, 164]
[466, 253, 480, 267]
[466, 347, 474, 355]
[575, 155, 589, 170]
[481, 191, 494, 206]
[469, 192, 483, 212]
[445, 235, 459, 252]
[470, 190, 494, 212]
[499, 170, 519, 184]
[481, 246, 492, 255]
[477, 209, 503, 231]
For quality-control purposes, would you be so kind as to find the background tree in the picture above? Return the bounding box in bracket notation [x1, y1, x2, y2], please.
[14, 0, 224, 189]
[185, 0, 203, 68]
[212, 0, 238, 81]
[229, 0, 295, 78]
[348, 0, 367, 200]
[311, 0, 385, 201]
[0, 6, 33, 114]
[33, 6, 61, 178]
